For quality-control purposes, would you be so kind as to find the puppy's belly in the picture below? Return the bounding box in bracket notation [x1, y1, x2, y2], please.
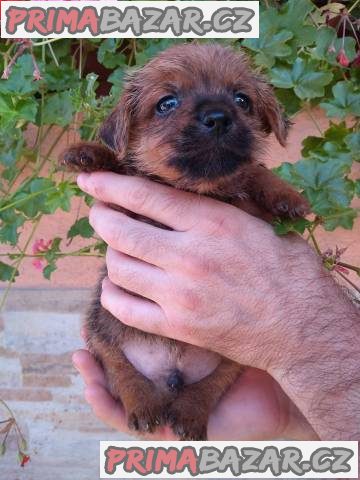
[122, 338, 221, 389]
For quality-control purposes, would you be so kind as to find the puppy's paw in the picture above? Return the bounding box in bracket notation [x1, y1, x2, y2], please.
[59, 142, 119, 173]
[270, 191, 310, 218]
[167, 407, 208, 441]
[127, 404, 164, 434]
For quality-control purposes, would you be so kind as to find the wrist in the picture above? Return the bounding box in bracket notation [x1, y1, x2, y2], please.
[268, 273, 360, 439]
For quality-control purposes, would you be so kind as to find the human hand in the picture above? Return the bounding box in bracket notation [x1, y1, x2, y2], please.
[77, 172, 360, 440]
[77, 172, 323, 372]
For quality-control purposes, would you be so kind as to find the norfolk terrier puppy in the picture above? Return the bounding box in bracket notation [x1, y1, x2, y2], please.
[61, 43, 309, 440]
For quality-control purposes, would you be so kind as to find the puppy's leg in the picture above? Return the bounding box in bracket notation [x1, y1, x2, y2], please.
[245, 163, 310, 218]
[90, 338, 167, 434]
[59, 142, 124, 174]
[167, 360, 243, 441]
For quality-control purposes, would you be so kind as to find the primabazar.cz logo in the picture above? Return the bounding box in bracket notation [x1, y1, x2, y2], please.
[99, 441, 359, 478]
[0, 1, 259, 39]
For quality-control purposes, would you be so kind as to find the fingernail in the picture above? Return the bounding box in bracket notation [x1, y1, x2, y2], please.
[77, 173, 90, 190]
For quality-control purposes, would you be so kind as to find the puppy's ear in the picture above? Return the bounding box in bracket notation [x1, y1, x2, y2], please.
[254, 76, 290, 147]
[98, 78, 137, 157]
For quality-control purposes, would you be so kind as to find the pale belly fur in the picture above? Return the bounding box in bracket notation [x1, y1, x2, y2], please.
[122, 337, 221, 390]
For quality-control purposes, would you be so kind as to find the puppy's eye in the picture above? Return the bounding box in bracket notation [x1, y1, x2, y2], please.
[234, 92, 251, 111]
[156, 95, 180, 115]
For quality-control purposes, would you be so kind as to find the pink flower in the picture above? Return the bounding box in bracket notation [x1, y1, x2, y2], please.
[32, 238, 52, 254]
[32, 259, 44, 271]
[32, 239, 52, 271]
[337, 48, 350, 67]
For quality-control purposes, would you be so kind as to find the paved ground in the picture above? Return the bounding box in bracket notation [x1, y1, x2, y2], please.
[0, 288, 131, 480]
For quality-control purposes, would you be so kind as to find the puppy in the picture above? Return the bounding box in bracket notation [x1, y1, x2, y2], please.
[60, 43, 310, 440]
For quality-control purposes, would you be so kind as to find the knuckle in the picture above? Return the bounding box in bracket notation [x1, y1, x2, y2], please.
[181, 251, 219, 278]
[128, 182, 153, 212]
[203, 214, 234, 237]
[193, 256, 218, 278]
[107, 223, 125, 248]
[91, 178, 107, 200]
[176, 286, 202, 313]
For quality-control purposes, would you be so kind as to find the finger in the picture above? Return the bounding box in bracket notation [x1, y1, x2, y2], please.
[101, 278, 169, 337]
[77, 172, 213, 231]
[89, 202, 180, 268]
[106, 247, 166, 303]
[72, 349, 107, 388]
[85, 384, 128, 432]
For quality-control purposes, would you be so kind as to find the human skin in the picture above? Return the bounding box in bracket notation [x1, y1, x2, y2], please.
[74, 171, 360, 441]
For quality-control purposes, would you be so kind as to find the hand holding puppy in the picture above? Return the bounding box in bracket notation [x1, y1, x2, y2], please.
[77, 172, 360, 441]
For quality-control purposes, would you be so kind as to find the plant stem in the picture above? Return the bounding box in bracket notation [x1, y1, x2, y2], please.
[337, 262, 360, 274]
[32, 38, 61, 47]
[307, 228, 322, 256]
[0, 187, 57, 214]
[337, 271, 360, 295]
[348, 0, 360, 14]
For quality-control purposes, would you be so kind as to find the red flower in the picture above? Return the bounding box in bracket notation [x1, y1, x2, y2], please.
[19, 453, 30, 467]
[337, 48, 350, 67]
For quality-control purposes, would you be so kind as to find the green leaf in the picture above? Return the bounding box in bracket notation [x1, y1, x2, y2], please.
[45, 182, 78, 213]
[43, 64, 79, 92]
[0, 210, 26, 245]
[12, 178, 56, 218]
[41, 91, 75, 126]
[43, 263, 57, 280]
[320, 81, 360, 119]
[0, 127, 24, 166]
[311, 27, 357, 66]
[275, 125, 356, 231]
[355, 180, 360, 198]
[345, 132, 360, 161]
[67, 217, 94, 240]
[273, 217, 312, 235]
[0, 55, 41, 95]
[0, 96, 38, 128]
[322, 208, 358, 231]
[97, 39, 126, 69]
[275, 88, 302, 116]
[271, 58, 333, 100]
[243, 29, 293, 69]
[0, 261, 19, 282]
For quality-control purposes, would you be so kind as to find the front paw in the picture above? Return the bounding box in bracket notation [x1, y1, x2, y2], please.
[270, 191, 310, 218]
[59, 142, 118, 173]
[127, 404, 164, 434]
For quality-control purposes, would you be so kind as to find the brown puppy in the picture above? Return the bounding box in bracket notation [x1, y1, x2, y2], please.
[60, 43, 310, 440]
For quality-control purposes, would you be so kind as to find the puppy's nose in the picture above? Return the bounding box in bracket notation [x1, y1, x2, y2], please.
[201, 110, 233, 135]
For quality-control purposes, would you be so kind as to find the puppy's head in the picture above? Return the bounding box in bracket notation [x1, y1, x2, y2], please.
[100, 43, 289, 193]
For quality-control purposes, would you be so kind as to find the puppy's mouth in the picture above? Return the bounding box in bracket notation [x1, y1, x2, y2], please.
[169, 124, 254, 181]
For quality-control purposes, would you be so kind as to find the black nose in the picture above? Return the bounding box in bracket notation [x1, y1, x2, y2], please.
[201, 110, 233, 135]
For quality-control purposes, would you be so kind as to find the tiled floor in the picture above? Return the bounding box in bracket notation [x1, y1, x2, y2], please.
[0, 288, 131, 480]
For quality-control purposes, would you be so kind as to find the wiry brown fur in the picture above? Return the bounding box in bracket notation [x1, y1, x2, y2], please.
[60, 43, 310, 440]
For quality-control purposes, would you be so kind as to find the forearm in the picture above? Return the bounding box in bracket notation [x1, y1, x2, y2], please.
[270, 276, 360, 440]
